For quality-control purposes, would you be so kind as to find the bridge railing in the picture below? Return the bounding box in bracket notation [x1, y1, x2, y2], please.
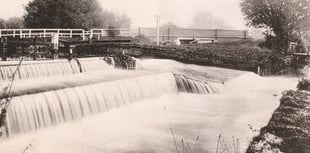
[90, 28, 138, 39]
[0, 28, 139, 40]
[0, 29, 86, 39]
[0, 28, 249, 41]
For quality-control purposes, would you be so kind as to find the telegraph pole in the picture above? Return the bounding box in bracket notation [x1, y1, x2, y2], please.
[154, 15, 160, 46]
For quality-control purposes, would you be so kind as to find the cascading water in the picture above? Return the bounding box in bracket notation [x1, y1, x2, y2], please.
[0, 58, 113, 81]
[0, 71, 223, 137]
[0, 60, 79, 81]
[78, 57, 114, 72]
[2, 73, 178, 136]
[0, 58, 300, 153]
[174, 74, 224, 94]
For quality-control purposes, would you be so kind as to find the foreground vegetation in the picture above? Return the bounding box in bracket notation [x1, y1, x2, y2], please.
[246, 80, 310, 153]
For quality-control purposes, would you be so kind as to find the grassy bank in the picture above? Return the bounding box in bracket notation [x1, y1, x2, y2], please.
[75, 42, 290, 75]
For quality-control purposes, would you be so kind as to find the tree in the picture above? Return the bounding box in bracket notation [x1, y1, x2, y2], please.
[241, 0, 310, 51]
[100, 10, 131, 29]
[5, 17, 24, 29]
[0, 19, 6, 29]
[101, 11, 131, 37]
[24, 0, 131, 30]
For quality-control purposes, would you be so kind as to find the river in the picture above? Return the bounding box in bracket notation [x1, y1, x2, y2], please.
[0, 58, 298, 153]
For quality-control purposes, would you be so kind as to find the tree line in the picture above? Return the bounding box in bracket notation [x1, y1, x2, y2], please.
[0, 17, 24, 29]
[0, 0, 131, 30]
[241, 0, 310, 52]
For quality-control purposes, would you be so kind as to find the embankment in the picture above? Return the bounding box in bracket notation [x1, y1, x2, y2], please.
[246, 81, 310, 153]
[75, 43, 290, 75]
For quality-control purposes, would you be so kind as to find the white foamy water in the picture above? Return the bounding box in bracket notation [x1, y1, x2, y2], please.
[3, 73, 178, 136]
[0, 57, 113, 81]
[0, 59, 299, 153]
[136, 59, 246, 82]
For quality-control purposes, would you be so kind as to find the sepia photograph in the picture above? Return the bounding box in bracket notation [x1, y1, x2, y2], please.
[0, 0, 309, 152]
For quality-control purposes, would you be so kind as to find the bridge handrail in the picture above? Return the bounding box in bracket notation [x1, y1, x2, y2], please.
[0, 28, 87, 39]
[0, 28, 248, 40]
[0, 28, 137, 39]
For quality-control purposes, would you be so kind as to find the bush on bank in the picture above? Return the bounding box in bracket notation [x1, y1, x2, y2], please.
[75, 43, 289, 75]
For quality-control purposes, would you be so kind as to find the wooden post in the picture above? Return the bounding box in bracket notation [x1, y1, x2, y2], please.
[1, 37, 7, 61]
[68, 45, 76, 60]
[29, 30, 32, 38]
[57, 29, 60, 37]
[51, 33, 59, 59]
[90, 29, 93, 40]
[70, 30, 72, 38]
[43, 29, 46, 37]
[20, 30, 22, 38]
[82, 30, 85, 40]
[13, 30, 16, 37]
[33, 37, 37, 60]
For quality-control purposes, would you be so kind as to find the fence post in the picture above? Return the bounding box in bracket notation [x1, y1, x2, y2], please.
[90, 29, 93, 40]
[51, 33, 59, 59]
[1, 37, 7, 61]
[20, 30, 22, 38]
[0, 30, 1, 38]
[13, 30, 16, 37]
[82, 30, 85, 40]
[57, 29, 60, 37]
[29, 30, 32, 38]
[43, 29, 46, 37]
[70, 29, 72, 38]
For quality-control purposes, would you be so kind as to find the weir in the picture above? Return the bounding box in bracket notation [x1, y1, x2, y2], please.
[2, 73, 177, 136]
[174, 74, 224, 94]
[1, 72, 222, 137]
[0, 57, 113, 81]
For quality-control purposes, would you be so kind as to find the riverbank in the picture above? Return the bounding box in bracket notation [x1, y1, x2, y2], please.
[3, 38, 294, 75]
[75, 42, 291, 75]
[246, 80, 310, 153]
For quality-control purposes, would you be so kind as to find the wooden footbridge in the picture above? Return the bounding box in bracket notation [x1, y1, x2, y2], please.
[0, 28, 138, 40]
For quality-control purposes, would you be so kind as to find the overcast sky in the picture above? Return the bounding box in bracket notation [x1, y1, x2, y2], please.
[0, 0, 247, 29]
